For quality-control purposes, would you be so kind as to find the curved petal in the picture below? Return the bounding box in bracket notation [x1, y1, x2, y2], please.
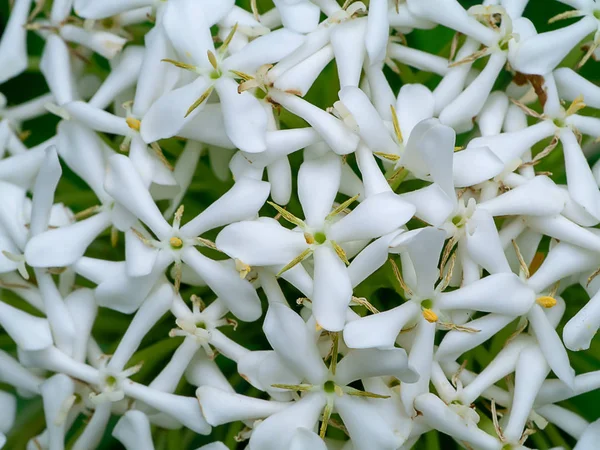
[181, 247, 261, 322]
[140, 77, 212, 143]
[216, 219, 308, 267]
[0, 302, 53, 351]
[312, 245, 353, 331]
[263, 303, 328, 384]
[298, 152, 341, 229]
[272, 0, 321, 33]
[563, 290, 600, 351]
[0, 0, 32, 83]
[40, 35, 77, 106]
[214, 77, 268, 153]
[453, 146, 504, 187]
[396, 84, 435, 141]
[330, 18, 367, 88]
[328, 192, 415, 242]
[30, 147, 62, 237]
[112, 410, 155, 450]
[465, 209, 511, 274]
[25, 211, 111, 268]
[336, 348, 418, 385]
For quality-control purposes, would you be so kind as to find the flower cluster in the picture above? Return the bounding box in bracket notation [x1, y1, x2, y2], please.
[1, 0, 600, 448]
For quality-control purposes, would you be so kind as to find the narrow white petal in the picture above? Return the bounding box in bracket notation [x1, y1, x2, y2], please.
[30, 147, 62, 237]
[0, 0, 32, 83]
[40, 35, 77, 106]
[330, 18, 367, 87]
[40, 374, 76, 450]
[272, 0, 320, 33]
[402, 319, 435, 415]
[465, 209, 511, 274]
[312, 245, 353, 331]
[0, 302, 53, 351]
[298, 152, 341, 228]
[112, 410, 155, 450]
[564, 290, 600, 351]
[555, 67, 600, 108]
[335, 347, 418, 385]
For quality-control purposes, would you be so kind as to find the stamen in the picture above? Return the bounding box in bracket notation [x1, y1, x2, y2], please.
[326, 194, 360, 220]
[73, 205, 101, 221]
[276, 248, 313, 277]
[332, 241, 350, 265]
[235, 259, 251, 279]
[329, 332, 339, 375]
[185, 85, 215, 118]
[389, 258, 413, 296]
[422, 308, 438, 323]
[344, 387, 390, 399]
[250, 0, 260, 21]
[520, 135, 559, 167]
[130, 228, 154, 247]
[448, 47, 490, 68]
[111, 226, 119, 248]
[169, 237, 183, 249]
[548, 10, 584, 24]
[150, 142, 174, 171]
[351, 296, 380, 314]
[587, 267, 600, 287]
[390, 104, 403, 143]
[373, 151, 401, 161]
[173, 262, 182, 294]
[267, 201, 306, 228]
[161, 58, 197, 71]
[565, 94, 586, 116]
[536, 295, 557, 308]
[220, 23, 239, 55]
[126, 117, 141, 131]
[509, 98, 544, 119]
[319, 398, 334, 438]
[511, 239, 530, 278]
[207, 50, 219, 70]
[173, 205, 184, 230]
[195, 237, 217, 250]
[271, 383, 314, 391]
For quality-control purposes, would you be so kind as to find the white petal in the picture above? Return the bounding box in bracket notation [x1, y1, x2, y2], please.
[216, 219, 307, 266]
[105, 154, 172, 239]
[437, 273, 535, 316]
[178, 103, 235, 149]
[30, 147, 62, 237]
[355, 144, 391, 197]
[335, 348, 418, 385]
[525, 215, 600, 253]
[249, 393, 326, 450]
[25, 211, 111, 268]
[181, 247, 261, 322]
[124, 229, 159, 277]
[74, 0, 153, 19]
[400, 184, 455, 227]
[406, 0, 496, 45]
[436, 313, 514, 361]
[365, 0, 389, 66]
[298, 152, 341, 228]
[71, 402, 111, 450]
[330, 18, 367, 88]
[511, 16, 597, 75]
[59, 25, 126, 60]
[560, 127, 600, 219]
[57, 121, 110, 202]
[222, 29, 304, 74]
[503, 345, 549, 442]
[64, 289, 97, 364]
[468, 120, 555, 164]
[453, 146, 504, 187]
[267, 157, 293, 205]
[478, 176, 566, 217]
[414, 393, 502, 450]
[338, 86, 397, 155]
[263, 303, 328, 384]
[465, 209, 511, 274]
[348, 231, 399, 288]
[40, 374, 76, 450]
[0, 147, 46, 190]
[402, 319, 436, 415]
[0, 0, 32, 83]
[328, 192, 415, 242]
[274, 45, 335, 97]
[214, 77, 268, 153]
[40, 35, 77, 106]
[528, 304, 575, 388]
[343, 301, 421, 349]
[555, 67, 600, 108]
[390, 227, 446, 297]
[140, 77, 212, 143]
[387, 43, 450, 76]
[272, 0, 320, 33]
[181, 176, 270, 237]
[396, 84, 435, 141]
[162, 0, 216, 67]
[563, 290, 600, 351]
[0, 302, 53, 351]
[112, 410, 155, 450]
[123, 382, 210, 434]
[336, 394, 404, 450]
[312, 245, 353, 331]
[439, 52, 507, 132]
[290, 428, 326, 450]
[64, 101, 130, 136]
[477, 91, 509, 137]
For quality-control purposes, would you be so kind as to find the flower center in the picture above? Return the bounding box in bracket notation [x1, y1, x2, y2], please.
[105, 375, 118, 387]
[594, 10, 600, 20]
[323, 380, 336, 394]
[170, 236, 183, 249]
[314, 231, 327, 245]
[421, 299, 434, 309]
[553, 117, 565, 128]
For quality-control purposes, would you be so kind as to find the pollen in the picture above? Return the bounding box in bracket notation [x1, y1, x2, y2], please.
[170, 237, 183, 249]
[422, 308, 438, 323]
[126, 117, 141, 131]
[536, 296, 557, 308]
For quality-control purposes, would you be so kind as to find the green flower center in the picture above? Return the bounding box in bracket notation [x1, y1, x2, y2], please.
[324, 380, 335, 394]
[421, 299, 434, 309]
[314, 231, 327, 245]
[105, 375, 117, 387]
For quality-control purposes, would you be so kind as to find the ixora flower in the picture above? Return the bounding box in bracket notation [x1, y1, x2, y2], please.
[197, 303, 418, 450]
[216, 151, 415, 331]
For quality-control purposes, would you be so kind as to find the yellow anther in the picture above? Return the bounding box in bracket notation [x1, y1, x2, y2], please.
[170, 237, 183, 249]
[536, 296, 557, 308]
[304, 233, 315, 245]
[126, 117, 141, 131]
[235, 259, 251, 279]
[422, 308, 438, 323]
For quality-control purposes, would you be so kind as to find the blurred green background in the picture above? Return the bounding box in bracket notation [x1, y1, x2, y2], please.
[1, 0, 599, 448]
